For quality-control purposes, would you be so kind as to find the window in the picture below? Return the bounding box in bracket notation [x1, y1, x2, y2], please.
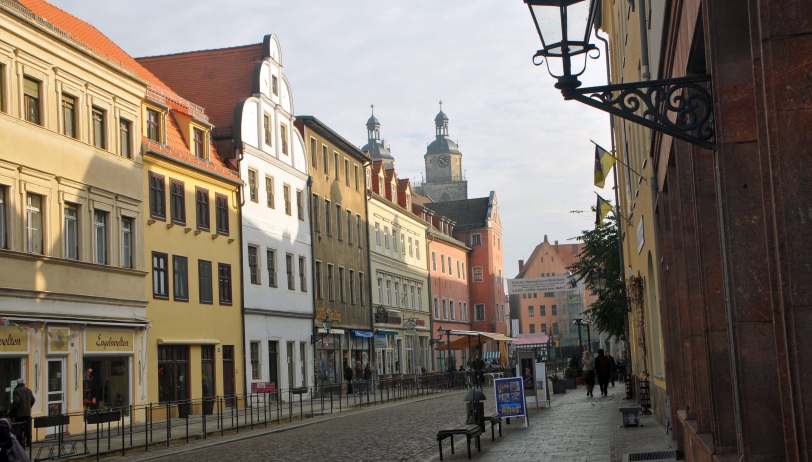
[528, 306, 534, 317]
[408, 238, 413, 257]
[349, 270, 355, 304]
[553, 324, 559, 335]
[448, 256, 452, 274]
[194, 188, 210, 231]
[64, 205, 78, 260]
[333, 152, 339, 179]
[94, 210, 107, 264]
[215, 194, 229, 235]
[250, 342, 260, 380]
[336, 204, 342, 240]
[327, 264, 334, 301]
[386, 280, 391, 305]
[25, 194, 43, 254]
[346, 210, 352, 244]
[450, 300, 455, 320]
[193, 128, 205, 159]
[359, 272, 365, 306]
[283, 184, 291, 215]
[475, 304, 485, 321]
[498, 237, 501, 250]
[384, 227, 389, 248]
[272, 75, 278, 96]
[418, 288, 423, 310]
[92, 107, 106, 149]
[378, 278, 383, 304]
[344, 159, 350, 186]
[297, 190, 304, 220]
[498, 269, 503, 284]
[322, 145, 328, 174]
[442, 299, 447, 319]
[325, 200, 332, 235]
[152, 252, 169, 298]
[401, 234, 406, 254]
[354, 165, 360, 191]
[173, 255, 189, 301]
[266, 249, 277, 287]
[415, 240, 420, 260]
[533, 293, 537, 298]
[62, 95, 76, 138]
[315, 261, 322, 299]
[356, 215, 362, 248]
[119, 119, 131, 158]
[264, 114, 272, 146]
[121, 217, 133, 268]
[146, 109, 161, 142]
[472, 267, 483, 282]
[248, 169, 258, 203]
[541, 323, 547, 334]
[280, 124, 288, 155]
[149, 173, 166, 219]
[299, 257, 307, 292]
[312, 194, 320, 232]
[529, 324, 536, 334]
[544, 291, 554, 297]
[198, 260, 213, 303]
[456, 261, 461, 278]
[170, 180, 185, 225]
[432, 252, 436, 271]
[470, 234, 482, 246]
[375, 223, 380, 245]
[23, 77, 40, 125]
[440, 254, 445, 273]
[268, 175, 278, 209]
[434, 297, 439, 318]
[310, 138, 317, 168]
[286, 254, 295, 290]
[552, 305, 558, 316]
[338, 267, 345, 302]
[248, 245, 260, 285]
[540, 306, 546, 316]
[218, 263, 232, 305]
[0, 187, 6, 249]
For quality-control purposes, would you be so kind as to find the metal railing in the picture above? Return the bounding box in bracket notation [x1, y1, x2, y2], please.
[24, 372, 470, 461]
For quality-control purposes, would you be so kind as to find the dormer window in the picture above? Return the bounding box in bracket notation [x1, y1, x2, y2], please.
[193, 128, 206, 160]
[146, 108, 161, 142]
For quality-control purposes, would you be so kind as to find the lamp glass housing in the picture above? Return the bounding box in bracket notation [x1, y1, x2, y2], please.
[524, 0, 596, 83]
[591, 267, 607, 292]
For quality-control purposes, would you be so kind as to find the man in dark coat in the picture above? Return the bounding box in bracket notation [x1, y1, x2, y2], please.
[471, 354, 486, 387]
[9, 378, 34, 447]
[608, 353, 617, 387]
[343, 364, 354, 394]
[594, 349, 612, 396]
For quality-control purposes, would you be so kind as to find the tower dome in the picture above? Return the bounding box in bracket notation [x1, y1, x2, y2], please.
[361, 105, 394, 167]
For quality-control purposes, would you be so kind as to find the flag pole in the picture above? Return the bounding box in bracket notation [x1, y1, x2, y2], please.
[590, 139, 648, 182]
[594, 192, 632, 226]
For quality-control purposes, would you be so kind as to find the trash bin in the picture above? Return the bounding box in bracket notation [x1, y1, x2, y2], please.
[464, 389, 487, 430]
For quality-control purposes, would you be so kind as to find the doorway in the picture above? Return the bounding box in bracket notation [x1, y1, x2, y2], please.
[46, 359, 65, 415]
[222, 346, 234, 406]
[157, 346, 189, 403]
[268, 341, 279, 390]
[286, 342, 295, 390]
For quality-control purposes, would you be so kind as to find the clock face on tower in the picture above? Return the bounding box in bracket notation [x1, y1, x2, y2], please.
[437, 155, 450, 167]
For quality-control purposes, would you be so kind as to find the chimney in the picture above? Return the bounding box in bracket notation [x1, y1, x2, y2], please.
[519, 260, 525, 272]
[554, 240, 559, 254]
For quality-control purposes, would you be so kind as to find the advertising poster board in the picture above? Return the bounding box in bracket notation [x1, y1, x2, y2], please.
[515, 350, 538, 412]
[535, 362, 550, 408]
[494, 377, 526, 419]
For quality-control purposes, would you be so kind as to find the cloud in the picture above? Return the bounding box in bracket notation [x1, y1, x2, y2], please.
[52, 0, 616, 280]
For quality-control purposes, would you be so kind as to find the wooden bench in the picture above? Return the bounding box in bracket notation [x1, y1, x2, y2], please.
[483, 415, 502, 441]
[437, 424, 481, 460]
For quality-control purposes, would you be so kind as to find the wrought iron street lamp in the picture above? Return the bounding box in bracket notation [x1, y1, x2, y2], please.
[523, 0, 716, 149]
[437, 326, 453, 372]
[591, 266, 607, 293]
[311, 314, 333, 344]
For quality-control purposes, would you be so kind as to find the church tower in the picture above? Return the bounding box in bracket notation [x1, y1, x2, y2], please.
[414, 102, 468, 202]
[360, 105, 395, 169]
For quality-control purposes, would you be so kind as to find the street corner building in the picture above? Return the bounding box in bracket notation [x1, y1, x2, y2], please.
[0, 0, 155, 435]
[294, 115, 372, 387]
[138, 35, 315, 398]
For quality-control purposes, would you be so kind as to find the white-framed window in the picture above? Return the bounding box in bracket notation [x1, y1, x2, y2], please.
[415, 240, 420, 260]
[431, 251, 437, 271]
[442, 299, 448, 320]
[410, 286, 415, 309]
[384, 226, 389, 248]
[417, 288, 422, 311]
[400, 234, 405, 254]
[470, 233, 482, 246]
[434, 297, 439, 319]
[375, 222, 381, 245]
[250, 341, 260, 380]
[248, 245, 260, 285]
[447, 256, 452, 275]
[64, 204, 79, 260]
[267, 249, 277, 287]
[472, 267, 483, 282]
[94, 210, 108, 264]
[450, 300, 455, 320]
[378, 277, 384, 303]
[440, 254, 445, 273]
[456, 261, 461, 278]
[287, 254, 295, 290]
[408, 237, 413, 256]
[26, 193, 43, 254]
[386, 279, 392, 305]
[121, 217, 133, 268]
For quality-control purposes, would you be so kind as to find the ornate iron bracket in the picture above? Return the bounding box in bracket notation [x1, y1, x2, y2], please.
[563, 75, 715, 150]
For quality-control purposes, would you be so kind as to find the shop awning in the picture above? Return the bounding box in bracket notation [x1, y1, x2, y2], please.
[158, 339, 220, 345]
[434, 331, 514, 351]
[513, 335, 550, 348]
[375, 330, 399, 335]
[483, 351, 501, 360]
[352, 330, 373, 338]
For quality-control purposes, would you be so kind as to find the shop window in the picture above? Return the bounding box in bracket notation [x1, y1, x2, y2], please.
[83, 357, 129, 412]
[198, 260, 213, 303]
[201, 346, 215, 398]
[158, 345, 189, 403]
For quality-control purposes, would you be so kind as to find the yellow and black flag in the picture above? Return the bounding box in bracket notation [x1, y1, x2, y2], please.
[593, 144, 616, 188]
[596, 194, 613, 226]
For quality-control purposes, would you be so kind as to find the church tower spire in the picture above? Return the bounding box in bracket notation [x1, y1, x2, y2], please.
[435, 100, 449, 138]
[367, 104, 380, 141]
[361, 104, 394, 168]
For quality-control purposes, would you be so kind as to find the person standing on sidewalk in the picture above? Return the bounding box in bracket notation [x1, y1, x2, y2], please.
[354, 361, 364, 394]
[363, 362, 373, 394]
[8, 379, 34, 447]
[595, 349, 611, 396]
[581, 350, 596, 397]
[471, 354, 485, 388]
[344, 363, 354, 395]
[608, 353, 617, 387]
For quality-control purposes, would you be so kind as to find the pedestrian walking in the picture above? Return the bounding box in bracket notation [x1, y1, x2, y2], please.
[581, 350, 596, 397]
[595, 349, 611, 396]
[0, 406, 29, 462]
[471, 354, 485, 388]
[354, 361, 364, 394]
[608, 353, 617, 387]
[344, 364, 354, 395]
[363, 363, 373, 394]
[8, 379, 34, 448]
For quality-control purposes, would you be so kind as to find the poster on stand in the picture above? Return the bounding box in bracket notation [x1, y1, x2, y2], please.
[494, 377, 526, 418]
[535, 361, 550, 407]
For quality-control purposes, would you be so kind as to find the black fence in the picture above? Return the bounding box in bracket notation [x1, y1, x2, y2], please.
[24, 372, 474, 461]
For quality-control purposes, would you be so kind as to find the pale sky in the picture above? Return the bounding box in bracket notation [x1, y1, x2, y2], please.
[52, 0, 616, 280]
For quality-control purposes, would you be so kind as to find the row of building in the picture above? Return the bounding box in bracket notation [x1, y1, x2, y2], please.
[0, 0, 507, 433]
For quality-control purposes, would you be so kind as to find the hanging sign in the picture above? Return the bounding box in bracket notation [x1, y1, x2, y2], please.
[374, 306, 388, 323]
[494, 377, 526, 418]
[404, 320, 416, 334]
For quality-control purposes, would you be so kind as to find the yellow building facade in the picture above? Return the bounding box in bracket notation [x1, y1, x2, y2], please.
[599, 0, 668, 425]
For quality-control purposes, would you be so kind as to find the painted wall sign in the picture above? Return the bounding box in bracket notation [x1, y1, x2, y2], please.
[0, 327, 28, 355]
[84, 328, 134, 354]
[47, 327, 70, 355]
[316, 308, 343, 323]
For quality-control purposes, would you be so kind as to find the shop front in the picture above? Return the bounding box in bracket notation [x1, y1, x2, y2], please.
[350, 331, 372, 369]
[316, 332, 343, 386]
[0, 327, 27, 410]
[83, 327, 134, 414]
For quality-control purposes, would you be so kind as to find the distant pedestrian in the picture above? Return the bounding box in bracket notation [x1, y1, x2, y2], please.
[344, 364, 354, 395]
[471, 354, 485, 387]
[8, 379, 34, 447]
[355, 361, 364, 394]
[581, 350, 595, 397]
[595, 349, 611, 396]
[608, 353, 617, 387]
[363, 363, 373, 394]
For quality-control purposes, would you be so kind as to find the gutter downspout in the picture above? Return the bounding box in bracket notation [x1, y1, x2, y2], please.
[236, 145, 248, 397]
[426, 229, 435, 372]
[637, 0, 651, 81]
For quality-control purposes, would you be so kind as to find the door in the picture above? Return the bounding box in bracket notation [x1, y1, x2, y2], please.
[46, 359, 65, 435]
[157, 346, 189, 403]
[299, 343, 307, 388]
[222, 346, 235, 405]
[268, 341, 279, 390]
[286, 342, 295, 390]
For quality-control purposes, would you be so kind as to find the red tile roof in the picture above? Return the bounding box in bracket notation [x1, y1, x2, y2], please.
[136, 44, 264, 132]
[15, 0, 240, 182]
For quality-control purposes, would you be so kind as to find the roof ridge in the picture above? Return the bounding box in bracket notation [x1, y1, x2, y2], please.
[136, 42, 264, 60]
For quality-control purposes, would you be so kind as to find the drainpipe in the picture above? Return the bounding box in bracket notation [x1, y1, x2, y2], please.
[235, 145, 248, 398]
[637, 0, 651, 81]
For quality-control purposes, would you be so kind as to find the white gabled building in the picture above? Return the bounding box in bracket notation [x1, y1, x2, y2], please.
[139, 34, 314, 395]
